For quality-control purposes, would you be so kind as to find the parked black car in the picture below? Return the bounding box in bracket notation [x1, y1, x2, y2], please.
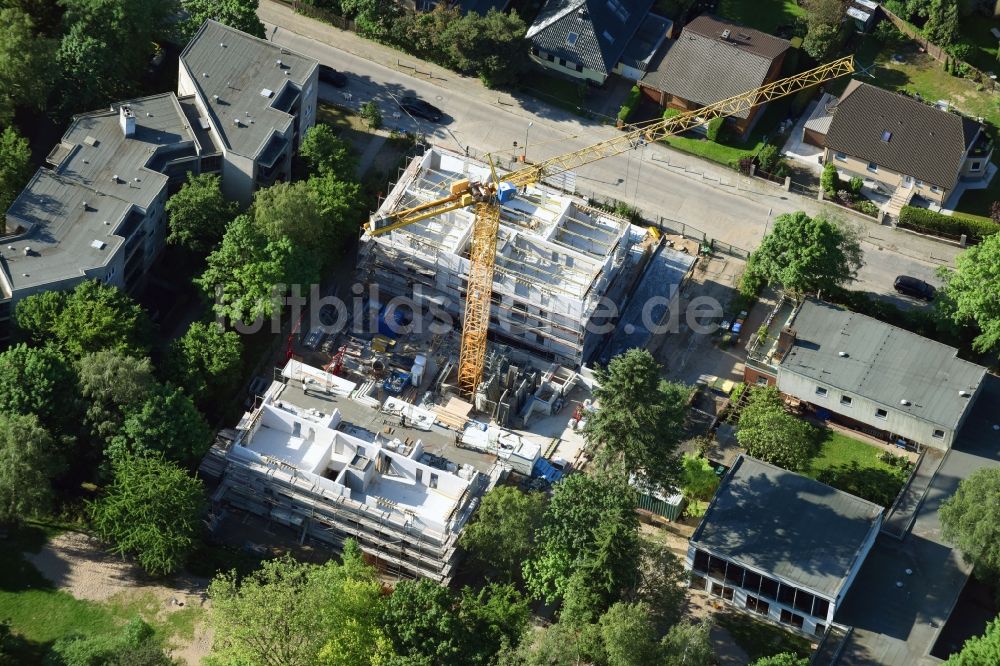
[894, 275, 936, 301]
[318, 64, 348, 87]
[398, 96, 443, 122]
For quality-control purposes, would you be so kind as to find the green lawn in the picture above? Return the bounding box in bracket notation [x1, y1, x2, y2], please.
[519, 68, 588, 115]
[956, 173, 1000, 217]
[807, 429, 888, 476]
[717, 611, 813, 662]
[717, 0, 805, 35]
[959, 15, 1000, 73]
[804, 429, 911, 507]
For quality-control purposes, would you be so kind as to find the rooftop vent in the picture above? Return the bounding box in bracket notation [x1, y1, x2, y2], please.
[276, 59, 283, 67]
[83, 135, 98, 147]
[111, 174, 119, 183]
[6, 246, 12, 251]
[838, 351, 849, 357]
[233, 117, 241, 127]
[202, 72, 209, 77]
[220, 42, 226, 48]
[900, 399, 911, 406]
[23, 247, 30, 256]
[721, 29, 731, 39]
[213, 94, 220, 102]
[260, 88, 274, 98]
[103, 220, 110, 225]
[81, 201, 88, 209]
[90, 240, 106, 250]
[960, 390, 972, 397]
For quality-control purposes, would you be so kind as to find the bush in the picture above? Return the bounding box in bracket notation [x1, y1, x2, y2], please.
[947, 42, 973, 62]
[820, 161, 841, 196]
[662, 107, 681, 121]
[757, 144, 780, 172]
[898, 205, 1000, 241]
[853, 200, 880, 217]
[836, 189, 854, 206]
[849, 176, 864, 194]
[705, 116, 725, 142]
[617, 85, 642, 124]
[872, 19, 902, 46]
[360, 100, 382, 129]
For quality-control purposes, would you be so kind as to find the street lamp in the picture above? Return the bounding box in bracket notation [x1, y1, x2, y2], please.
[523, 122, 533, 163]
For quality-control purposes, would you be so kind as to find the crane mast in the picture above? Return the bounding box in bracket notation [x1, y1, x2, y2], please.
[367, 55, 856, 395]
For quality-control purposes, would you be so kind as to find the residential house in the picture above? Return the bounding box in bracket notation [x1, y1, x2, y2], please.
[178, 20, 319, 205]
[526, 0, 673, 85]
[688, 455, 883, 637]
[745, 298, 986, 451]
[809, 81, 992, 214]
[638, 15, 790, 137]
[200, 360, 499, 583]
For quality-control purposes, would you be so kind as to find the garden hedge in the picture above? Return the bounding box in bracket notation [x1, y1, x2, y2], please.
[897, 206, 1000, 242]
[617, 85, 642, 124]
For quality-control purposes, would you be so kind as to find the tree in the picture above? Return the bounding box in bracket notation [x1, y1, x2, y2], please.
[513, 620, 605, 666]
[924, 0, 960, 46]
[107, 384, 212, 465]
[307, 173, 363, 256]
[524, 473, 639, 605]
[944, 618, 1000, 665]
[751, 653, 809, 666]
[197, 213, 295, 325]
[166, 321, 243, 411]
[89, 454, 205, 576]
[15, 280, 152, 356]
[443, 9, 530, 88]
[0, 343, 81, 439]
[458, 486, 546, 579]
[0, 126, 32, 216]
[741, 211, 863, 297]
[631, 539, 688, 633]
[181, 0, 265, 41]
[820, 162, 841, 197]
[0, 8, 54, 126]
[597, 602, 661, 666]
[681, 453, 720, 511]
[79, 351, 156, 440]
[252, 180, 332, 286]
[210, 547, 393, 666]
[0, 413, 59, 525]
[804, 0, 845, 28]
[938, 233, 1000, 354]
[736, 386, 820, 471]
[359, 100, 383, 129]
[165, 173, 239, 254]
[705, 117, 724, 143]
[341, 0, 399, 41]
[585, 349, 689, 489]
[940, 467, 1000, 577]
[300, 124, 356, 176]
[660, 620, 715, 666]
[802, 23, 841, 60]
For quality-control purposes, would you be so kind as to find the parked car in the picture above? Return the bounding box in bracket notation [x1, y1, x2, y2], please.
[398, 96, 443, 122]
[894, 275, 936, 301]
[318, 64, 348, 87]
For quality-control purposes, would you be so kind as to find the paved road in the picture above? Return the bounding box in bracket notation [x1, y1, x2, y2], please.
[260, 1, 960, 303]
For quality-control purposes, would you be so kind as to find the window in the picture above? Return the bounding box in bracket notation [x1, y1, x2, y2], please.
[710, 583, 734, 601]
[930, 185, 940, 193]
[813, 597, 830, 619]
[566, 31, 579, 47]
[559, 58, 566, 67]
[834, 152, 846, 161]
[708, 555, 727, 579]
[690, 573, 707, 590]
[881, 130, 892, 142]
[933, 429, 945, 439]
[815, 386, 828, 397]
[777, 584, 796, 607]
[867, 162, 878, 173]
[756, 376, 769, 386]
[429, 473, 438, 488]
[759, 576, 779, 601]
[875, 408, 888, 420]
[416, 469, 423, 484]
[575, 62, 583, 72]
[915, 180, 923, 188]
[531, 46, 539, 55]
[745, 595, 770, 616]
[725, 563, 745, 587]
[693, 550, 710, 573]
[780, 609, 804, 629]
[743, 570, 762, 595]
[841, 395, 853, 407]
[794, 590, 815, 615]
[971, 160, 983, 171]
[547, 53, 555, 62]
[816, 623, 827, 636]
[605, 0, 629, 20]
[602, 30, 615, 44]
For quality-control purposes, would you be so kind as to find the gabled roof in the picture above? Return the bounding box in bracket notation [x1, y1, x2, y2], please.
[824, 81, 982, 189]
[692, 455, 883, 597]
[527, 0, 655, 74]
[640, 15, 789, 119]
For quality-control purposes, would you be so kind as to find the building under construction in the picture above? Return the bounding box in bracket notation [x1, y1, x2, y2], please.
[358, 147, 638, 368]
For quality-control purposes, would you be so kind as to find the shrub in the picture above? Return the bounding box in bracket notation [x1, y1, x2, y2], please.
[947, 42, 973, 62]
[360, 100, 382, 129]
[849, 176, 864, 194]
[898, 205, 1000, 242]
[872, 19, 902, 46]
[663, 107, 681, 121]
[705, 116, 724, 142]
[836, 189, 854, 206]
[820, 161, 841, 196]
[757, 144, 780, 172]
[617, 85, 642, 124]
[853, 200, 880, 217]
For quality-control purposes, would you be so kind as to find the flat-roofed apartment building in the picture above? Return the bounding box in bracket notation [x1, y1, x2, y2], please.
[688, 455, 883, 637]
[746, 298, 986, 451]
[360, 147, 633, 368]
[0, 20, 318, 342]
[202, 360, 498, 583]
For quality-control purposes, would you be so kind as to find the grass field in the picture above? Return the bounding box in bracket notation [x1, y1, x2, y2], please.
[718, 611, 813, 662]
[804, 429, 911, 506]
[959, 15, 1000, 73]
[807, 429, 890, 476]
[717, 0, 805, 35]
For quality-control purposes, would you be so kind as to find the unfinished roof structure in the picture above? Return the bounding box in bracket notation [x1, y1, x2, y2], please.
[204, 360, 497, 583]
[359, 148, 632, 367]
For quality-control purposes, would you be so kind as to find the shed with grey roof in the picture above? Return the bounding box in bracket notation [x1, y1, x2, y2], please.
[688, 455, 882, 636]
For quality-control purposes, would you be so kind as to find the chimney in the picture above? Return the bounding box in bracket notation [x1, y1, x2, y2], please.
[773, 326, 797, 362]
[721, 29, 731, 40]
[119, 105, 135, 137]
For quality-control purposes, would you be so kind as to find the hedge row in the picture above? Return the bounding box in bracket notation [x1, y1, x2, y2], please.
[617, 85, 642, 123]
[897, 205, 1000, 242]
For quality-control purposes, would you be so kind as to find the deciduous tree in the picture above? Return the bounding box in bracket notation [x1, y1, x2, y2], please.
[181, 0, 265, 40]
[0, 126, 32, 216]
[598, 602, 661, 666]
[944, 618, 1000, 665]
[0, 8, 54, 126]
[585, 349, 689, 489]
[736, 386, 820, 471]
[165, 173, 239, 254]
[443, 9, 530, 88]
[741, 211, 863, 297]
[300, 124, 356, 176]
[0, 343, 81, 439]
[751, 653, 809, 666]
[166, 320, 243, 411]
[940, 467, 1000, 577]
[458, 486, 546, 580]
[89, 454, 205, 576]
[107, 384, 212, 466]
[79, 351, 156, 440]
[681, 453, 720, 510]
[0, 413, 60, 525]
[938, 233, 1000, 354]
[660, 619, 715, 666]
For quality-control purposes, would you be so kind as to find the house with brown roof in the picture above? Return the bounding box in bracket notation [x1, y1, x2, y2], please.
[808, 81, 992, 215]
[638, 15, 790, 137]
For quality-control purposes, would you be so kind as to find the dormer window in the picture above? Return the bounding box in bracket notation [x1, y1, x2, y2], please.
[602, 30, 615, 44]
[566, 31, 579, 47]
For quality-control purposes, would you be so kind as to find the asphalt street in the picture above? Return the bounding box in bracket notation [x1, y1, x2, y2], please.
[262, 10, 959, 305]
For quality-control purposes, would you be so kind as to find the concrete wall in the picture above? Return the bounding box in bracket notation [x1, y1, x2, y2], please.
[776, 368, 957, 450]
[824, 149, 948, 203]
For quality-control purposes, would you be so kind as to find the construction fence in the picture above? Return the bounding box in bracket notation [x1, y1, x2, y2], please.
[655, 216, 750, 260]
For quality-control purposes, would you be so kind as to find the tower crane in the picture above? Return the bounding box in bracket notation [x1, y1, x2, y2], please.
[367, 56, 856, 395]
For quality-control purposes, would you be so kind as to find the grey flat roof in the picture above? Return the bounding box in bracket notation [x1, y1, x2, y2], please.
[780, 299, 986, 431]
[180, 20, 317, 159]
[692, 455, 883, 597]
[3, 93, 195, 294]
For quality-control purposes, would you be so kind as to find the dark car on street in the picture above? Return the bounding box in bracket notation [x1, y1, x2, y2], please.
[894, 275, 936, 301]
[398, 96, 443, 122]
[318, 64, 348, 87]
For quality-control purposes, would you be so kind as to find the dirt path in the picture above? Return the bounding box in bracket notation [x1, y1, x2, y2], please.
[25, 531, 213, 664]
